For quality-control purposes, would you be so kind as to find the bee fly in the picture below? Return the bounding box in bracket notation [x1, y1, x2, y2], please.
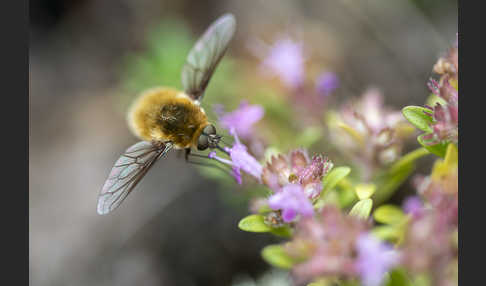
[97, 14, 236, 215]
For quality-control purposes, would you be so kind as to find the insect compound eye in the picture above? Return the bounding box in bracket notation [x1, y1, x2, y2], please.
[203, 124, 216, 135]
[197, 134, 209, 150]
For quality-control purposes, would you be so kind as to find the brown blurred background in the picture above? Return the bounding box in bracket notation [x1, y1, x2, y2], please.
[29, 0, 457, 285]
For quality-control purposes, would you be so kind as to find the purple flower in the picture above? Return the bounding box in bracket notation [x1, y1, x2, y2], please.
[262, 149, 333, 198]
[229, 132, 263, 180]
[355, 233, 400, 286]
[208, 129, 262, 184]
[316, 72, 339, 97]
[403, 196, 423, 218]
[423, 78, 458, 145]
[214, 101, 264, 139]
[423, 38, 459, 145]
[287, 205, 371, 282]
[268, 184, 314, 222]
[260, 37, 305, 89]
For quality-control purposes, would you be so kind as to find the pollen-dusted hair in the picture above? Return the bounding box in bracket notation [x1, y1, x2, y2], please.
[127, 87, 209, 149]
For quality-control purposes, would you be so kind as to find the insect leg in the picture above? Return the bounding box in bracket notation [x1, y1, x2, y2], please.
[186, 152, 233, 172]
[186, 159, 232, 176]
[185, 148, 191, 162]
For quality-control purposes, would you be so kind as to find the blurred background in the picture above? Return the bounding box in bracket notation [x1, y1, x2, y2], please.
[29, 0, 457, 285]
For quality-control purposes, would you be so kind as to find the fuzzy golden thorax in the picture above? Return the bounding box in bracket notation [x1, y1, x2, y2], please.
[127, 87, 209, 149]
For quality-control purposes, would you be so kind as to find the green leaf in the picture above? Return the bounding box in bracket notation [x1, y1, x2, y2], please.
[270, 226, 293, 238]
[349, 198, 373, 219]
[307, 281, 327, 286]
[371, 148, 428, 204]
[238, 215, 271, 232]
[385, 268, 413, 286]
[444, 143, 458, 166]
[355, 183, 376, 200]
[425, 93, 447, 107]
[372, 225, 401, 242]
[417, 134, 448, 158]
[321, 166, 351, 197]
[373, 162, 414, 205]
[374, 205, 406, 225]
[389, 147, 430, 174]
[261, 244, 295, 269]
[412, 274, 432, 286]
[402, 106, 434, 133]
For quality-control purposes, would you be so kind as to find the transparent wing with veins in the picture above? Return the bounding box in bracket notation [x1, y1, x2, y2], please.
[181, 13, 236, 102]
[97, 141, 173, 215]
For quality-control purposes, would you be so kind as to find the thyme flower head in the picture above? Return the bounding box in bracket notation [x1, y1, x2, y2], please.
[328, 88, 413, 176]
[402, 196, 424, 218]
[214, 101, 264, 140]
[262, 149, 333, 198]
[285, 205, 371, 282]
[261, 150, 332, 223]
[424, 37, 459, 144]
[423, 38, 459, 145]
[355, 233, 400, 286]
[315, 71, 339, 97]
[400, 208, 457, 286]
[268, 184, 314, 222]
[208, 128, 262, 184]
[401, 150, 458, 286]
[260, 36, 305, 89]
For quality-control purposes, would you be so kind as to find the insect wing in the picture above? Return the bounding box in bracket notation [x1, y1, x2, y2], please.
[97, 141, 173, 215]
[181, 13, 236, 102]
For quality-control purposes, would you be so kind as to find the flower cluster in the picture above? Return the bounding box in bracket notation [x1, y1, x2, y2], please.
[284, 205, 399, 286]
[262, 150, 333, 222]
[204, 34, 458, 286]
[399, 146, 458, 286]
[327, 88, 414, 179]
[315, 72, 339, 98]
[423, 38, 458, 145]
[250, 35, 340, 123]
[258, 36, 306, 89]
[214, 101, 264, 140]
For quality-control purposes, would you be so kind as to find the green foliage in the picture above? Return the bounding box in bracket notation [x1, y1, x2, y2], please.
[307, 282, 325, 286]
[238, 214, 272, 232]
[261, 244, 295, 269]
[385, 268, 413, 286]
[238, 214, 293, 237]
[374, 205, 406, 225]
[372, 225, 402, 242]
[349, 198, 373, 219]
[270, 226, 293, 238]
[372, 204, 408, 244]
[402, 105, 451, 158]
[321, 166, 351, 197]
[402, 106, 434, 133]
[417, 134, 448, 158]
[425, 93, 446, 107]
[118, 20, 193, 105]
[389, 147, 429, 174]
[372, 147, 430, 205]
[355, 183, 376, 200]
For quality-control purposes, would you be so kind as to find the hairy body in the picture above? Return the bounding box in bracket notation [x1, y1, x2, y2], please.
[127, 87, 209, 149]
